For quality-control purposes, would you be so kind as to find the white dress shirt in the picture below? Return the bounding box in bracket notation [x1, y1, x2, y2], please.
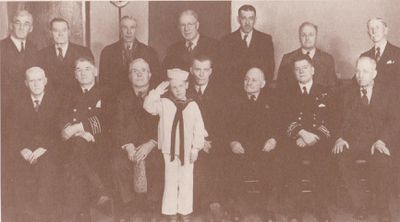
[55, 42, 69, 58]
[301, 48, 316, 59]
[10, 35, 26, 52]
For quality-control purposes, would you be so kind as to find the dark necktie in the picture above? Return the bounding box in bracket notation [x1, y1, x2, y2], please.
[361, 88, 368, 105]
[20, 41, 25, 53]
[302, 86, 308, 96]
[34, 99, 40, 112]
[187, 41, 193, 52]
[243, 34, 249, 47]
[250, 95, 256, 102]
[84, 88, 89, 94]
[306, 51, 311, 59]
[170, 100, 191, 165]
[375, 47, 381, 62]
[57, 47, 63, 61]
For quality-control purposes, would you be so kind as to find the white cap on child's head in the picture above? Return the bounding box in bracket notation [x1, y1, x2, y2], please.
[167, 68, 189, 81]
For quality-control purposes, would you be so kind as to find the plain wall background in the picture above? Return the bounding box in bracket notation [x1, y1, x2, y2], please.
[231, 0, 400, 79]
[1, 1, 400, 78]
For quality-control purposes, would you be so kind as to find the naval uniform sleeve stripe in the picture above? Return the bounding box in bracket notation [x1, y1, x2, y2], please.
[287, 122, 301, 137]
[318, 125, 331, 138]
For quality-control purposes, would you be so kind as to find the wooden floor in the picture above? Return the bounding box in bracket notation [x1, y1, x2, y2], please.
[92, 197, 400, 222]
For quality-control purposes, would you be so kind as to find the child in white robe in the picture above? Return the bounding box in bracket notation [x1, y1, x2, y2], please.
[143, 68, 207, 222]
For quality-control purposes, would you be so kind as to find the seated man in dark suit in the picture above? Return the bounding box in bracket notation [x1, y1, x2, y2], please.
[100, 15, 161, 99]
[277, 22, 337, 93]
[333, 56, 397, 222]
[111, 58, 162, 221]
[360, 17, 400, 87]
[12, 67, 61, 222]
[187, 55, 224, 217]
[163, 10, 219, 73]
[39, 17, 94, 93]
[226, 67, 280, 222]
[59, 57, 111, 221]
[220, 4, 275, 94]
[1, 10, 39, 214]
[283, 54, 335, 222]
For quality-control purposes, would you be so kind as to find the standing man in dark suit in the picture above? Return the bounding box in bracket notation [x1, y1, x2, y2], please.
[1, 10, 38, 217]
[332, 57, 397, 222]
[12, 67, 61, 222]
[59, 57, 111, 222]
[283, 54, 335, 222]
[111, 58, 162, 221]
[277, 22, 337, 93]
[220, 5, 275, 94]
[39, 17, 94, 93]
[226, 68, 280, 222]
[187, 55, 224, 217]
[99, 15, 161, 100]
[163, 10, 219, 74]
[360, 18, 400, 87]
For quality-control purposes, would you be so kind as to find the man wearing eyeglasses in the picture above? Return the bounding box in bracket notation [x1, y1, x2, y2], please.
[1, 10, 39, 216]
[163, 10, 219, 74]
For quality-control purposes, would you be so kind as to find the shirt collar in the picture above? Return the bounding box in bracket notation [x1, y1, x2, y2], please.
[10, 35, 26, 52]
[299, 80, 313, 94]
[360, 81, 374, 92]
[240, 30, 253, 40]
[55, 42, 69, 57]
[247, 91, 260, 100]
[31, 93, 45, 104]
[301, 48, 316, 59]
[186, 34, 200, 48]
[81, 82, 95, 93]
[375, 40, 388, 54]
[195, 82, 208, 94]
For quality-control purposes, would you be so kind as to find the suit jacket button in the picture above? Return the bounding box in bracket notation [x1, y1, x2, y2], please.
[313, 124, 316, 127]
[73, 108, 77, 112]
[73, 118, 77, 122]
[88, 107, 92, 110]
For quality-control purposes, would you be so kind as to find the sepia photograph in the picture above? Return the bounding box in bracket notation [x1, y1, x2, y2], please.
[1, 0, 400, 221]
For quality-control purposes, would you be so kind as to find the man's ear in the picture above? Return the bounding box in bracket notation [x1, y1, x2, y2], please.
[44, 77, 48, 86]
[25, 80, 29, 88]
[93, 67, 99, 77]
[311, 66, 315, 76]
[372, 70, 378, 80]
[260, 80, 266, 89]
[185, 81, 189, 89]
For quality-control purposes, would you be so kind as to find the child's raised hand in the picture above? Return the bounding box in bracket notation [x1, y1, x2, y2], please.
[155, 81, 169, 95]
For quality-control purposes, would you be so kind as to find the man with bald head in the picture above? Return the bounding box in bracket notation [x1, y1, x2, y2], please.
[226, 67, 280, 222]
[163, 9, 219, 73]
[112, 58, 162, 221]
[333, 56, 397, 222]
[100, 16, 161, 100]
[11, 67, 61, 222]
[360, 18, 400, 87]
[277, 22, 337, 93]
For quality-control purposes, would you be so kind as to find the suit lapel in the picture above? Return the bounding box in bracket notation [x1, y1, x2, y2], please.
[378, 42, 392, 66]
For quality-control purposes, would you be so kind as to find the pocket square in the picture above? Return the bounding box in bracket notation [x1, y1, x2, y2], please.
[387, 60, 395, 64]
[318, 103, 326, 108]
[95, 100, 101, 108]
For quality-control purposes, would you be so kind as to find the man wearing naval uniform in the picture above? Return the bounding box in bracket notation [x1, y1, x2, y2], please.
[282, 54, 335, 222]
